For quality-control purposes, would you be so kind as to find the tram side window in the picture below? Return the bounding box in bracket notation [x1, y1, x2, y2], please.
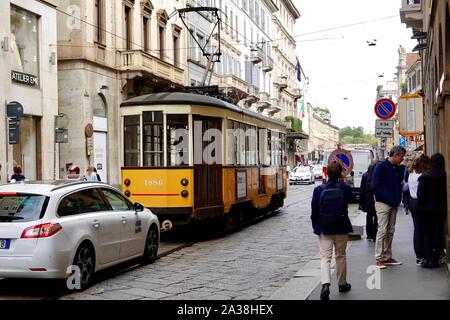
[280, 133, 286, 166]
[271, 131, 281, 166]
[143, 111, 163, 167]
[246, 124, 257, 165]
[124, 115, 140, 167]
[167, 114, 189, 166]
[226, 120, 236, 165]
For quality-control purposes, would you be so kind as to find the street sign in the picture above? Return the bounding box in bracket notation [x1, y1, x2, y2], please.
[328, 148, 353, 176]
[375, 128, 394, 138]
[374, 98, 396, 120]
[380, 138, 387, 149]
[6, 101, 24, 119]
[8, 119, 20, 144]
[375, 119, 394, 129]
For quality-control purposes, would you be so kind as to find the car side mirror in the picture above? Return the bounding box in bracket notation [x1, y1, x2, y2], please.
[134, 202, 144, 212]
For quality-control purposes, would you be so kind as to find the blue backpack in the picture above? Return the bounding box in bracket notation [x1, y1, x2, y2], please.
[319, 184, 346, 226]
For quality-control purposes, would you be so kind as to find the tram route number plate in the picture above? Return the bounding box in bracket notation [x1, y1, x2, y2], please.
[0, 239, 10, 249]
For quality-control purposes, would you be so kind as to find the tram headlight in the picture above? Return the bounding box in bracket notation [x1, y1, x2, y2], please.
[124, 178, 131, 186]
[124, 190, 131, 197]
[180, 178, 189, 186]
[180, 190, 189, 198]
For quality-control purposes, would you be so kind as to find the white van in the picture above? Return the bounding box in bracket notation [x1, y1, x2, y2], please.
[322, 147, 375, 196]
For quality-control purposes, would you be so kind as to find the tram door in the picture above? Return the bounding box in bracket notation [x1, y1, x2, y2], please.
[193, 116, 223, 210]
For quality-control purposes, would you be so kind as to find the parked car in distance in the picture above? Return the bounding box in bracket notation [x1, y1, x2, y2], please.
[312, 165, 323, 179]
[0, 180, 160, 289]
[289, 166, 315, 185]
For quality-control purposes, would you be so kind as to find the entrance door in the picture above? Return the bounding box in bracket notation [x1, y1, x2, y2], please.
[94, 131, 107, 182]
[193, 116, 223, 209]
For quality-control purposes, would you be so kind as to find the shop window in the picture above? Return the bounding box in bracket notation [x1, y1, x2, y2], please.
[10, 5, 39, 87]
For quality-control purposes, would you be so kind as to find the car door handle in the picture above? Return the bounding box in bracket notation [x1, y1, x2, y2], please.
[121, 217, 127, 224]
[92, 220, 100, 228]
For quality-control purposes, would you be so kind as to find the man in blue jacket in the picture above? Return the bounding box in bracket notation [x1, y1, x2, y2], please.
[371, 146, 406, 269]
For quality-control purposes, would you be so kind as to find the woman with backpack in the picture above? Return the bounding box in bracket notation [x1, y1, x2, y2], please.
[311, 160, 354, 300]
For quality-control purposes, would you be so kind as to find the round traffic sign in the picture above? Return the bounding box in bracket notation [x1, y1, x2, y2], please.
[328, 148, 353, 176]
[374, 98, 396, 120]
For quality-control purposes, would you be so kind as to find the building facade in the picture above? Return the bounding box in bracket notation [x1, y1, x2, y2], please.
[0, 0, 59, 183]
[400, 0, 450, 264]
[57, 0, 186, 186]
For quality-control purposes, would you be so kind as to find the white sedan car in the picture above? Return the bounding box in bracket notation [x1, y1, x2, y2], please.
[0, 180, 160, 289]
[289, 166, 315, 185]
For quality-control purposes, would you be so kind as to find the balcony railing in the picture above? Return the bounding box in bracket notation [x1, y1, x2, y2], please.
[220, 74, 249, 94]
[400, 0, 423, 29]
[118, 50, 185, 85]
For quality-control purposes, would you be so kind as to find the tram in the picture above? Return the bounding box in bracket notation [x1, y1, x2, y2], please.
[120, 92, 287, 230]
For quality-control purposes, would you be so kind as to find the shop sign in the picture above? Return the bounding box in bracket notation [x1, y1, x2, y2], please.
[11, 71, 39, 86]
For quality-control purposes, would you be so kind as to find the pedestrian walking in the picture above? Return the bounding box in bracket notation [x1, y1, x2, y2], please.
[84, 165, 99, 181]
[417, 153, 447, 268]
[311, 160, 354, 300]
[11, 165, 25, 182]
[407, 154, 430, 266]
[359, 160, 379, 241]
[371, 145, 406, 269]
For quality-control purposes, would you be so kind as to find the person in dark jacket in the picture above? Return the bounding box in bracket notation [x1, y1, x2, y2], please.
[359, 161, 379, 241]
[311, 160, 354, 300]
[11, 165, 25, 182]
[371, 146, 406, 269]
[417, 153, 447, 268]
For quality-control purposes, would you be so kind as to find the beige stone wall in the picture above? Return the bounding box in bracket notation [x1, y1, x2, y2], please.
[0, 1, 58, 182]
[58, 60, 121, 187]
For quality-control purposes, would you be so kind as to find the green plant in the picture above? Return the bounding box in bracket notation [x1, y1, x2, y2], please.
[285, 116, 302, 132]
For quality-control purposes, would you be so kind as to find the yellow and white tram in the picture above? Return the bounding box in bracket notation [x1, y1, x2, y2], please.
[120, 92, 287, 229]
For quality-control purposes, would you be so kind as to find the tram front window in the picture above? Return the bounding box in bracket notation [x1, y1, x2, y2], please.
[124, 115, 140, 167]
[167, 114, 189, 166]
[143, 111, 163, 167]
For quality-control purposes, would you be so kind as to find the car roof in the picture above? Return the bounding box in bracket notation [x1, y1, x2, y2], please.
[0, 180, 108, 196]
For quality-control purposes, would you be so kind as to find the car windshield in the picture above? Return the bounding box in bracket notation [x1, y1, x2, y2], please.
[0, 194, 47, 222]
[294, 167, 311, 173]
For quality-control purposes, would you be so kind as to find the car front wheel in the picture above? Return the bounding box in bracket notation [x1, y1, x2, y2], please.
[143, 226, 159, 263]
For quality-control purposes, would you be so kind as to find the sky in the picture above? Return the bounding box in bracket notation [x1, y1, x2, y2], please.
[294, 0, 417, 134]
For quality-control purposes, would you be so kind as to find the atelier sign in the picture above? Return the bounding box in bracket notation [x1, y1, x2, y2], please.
[11, 71, 39, 86]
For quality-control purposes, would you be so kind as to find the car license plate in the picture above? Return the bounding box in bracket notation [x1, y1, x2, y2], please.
[0, 239, 10, 249]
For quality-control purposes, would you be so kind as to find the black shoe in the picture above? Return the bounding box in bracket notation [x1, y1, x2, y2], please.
[320, 283, 330, 300]
[338, 283, 352, 292]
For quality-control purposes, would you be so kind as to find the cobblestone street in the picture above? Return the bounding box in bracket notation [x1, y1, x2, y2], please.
[61, 183, 325, 300]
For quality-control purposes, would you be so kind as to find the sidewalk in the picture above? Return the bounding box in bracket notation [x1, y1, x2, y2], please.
[271, 208, 450, 300]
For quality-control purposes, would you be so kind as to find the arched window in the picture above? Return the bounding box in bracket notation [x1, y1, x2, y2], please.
[94, 94, 107, 118]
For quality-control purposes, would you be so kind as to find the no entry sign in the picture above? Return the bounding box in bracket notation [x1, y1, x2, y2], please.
[374, 98, 396, 120]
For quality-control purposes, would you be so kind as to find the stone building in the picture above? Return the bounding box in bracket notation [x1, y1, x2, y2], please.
[57, 0, 187, 185]
[0, 0, 59, 183]
[400, 0, 450, 265]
